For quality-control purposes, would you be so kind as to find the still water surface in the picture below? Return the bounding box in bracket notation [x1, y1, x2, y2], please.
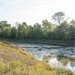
[15, 43, 75, 72]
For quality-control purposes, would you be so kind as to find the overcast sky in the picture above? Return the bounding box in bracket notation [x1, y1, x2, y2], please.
[0, 0, 75, 25]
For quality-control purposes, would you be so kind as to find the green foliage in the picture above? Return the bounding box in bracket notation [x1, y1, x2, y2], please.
[0, 12, 75, 40]
[11, 27, 17, 38]
[56, 69, 72, 75]
[0, 21, 11, 38]
[52, 12, 65, 24]
[0, 61, 73, 75]
[0, 62, 10, 75]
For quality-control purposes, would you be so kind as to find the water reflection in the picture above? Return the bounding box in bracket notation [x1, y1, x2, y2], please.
[16, 43, 75, 72]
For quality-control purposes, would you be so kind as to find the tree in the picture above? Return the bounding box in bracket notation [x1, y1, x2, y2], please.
[16, 23, 23, 39]
[52, 12, 65, 24]
[21, 22, 29, 38]
[42, 20, 55, 39]
[11, 27, 17, 38]
[16, 22, 29, 39]
[32, 23, 43, 39]
[55, 21, 69, 40]
[0, 21, 11, 38]
[68, 20, 75, 40]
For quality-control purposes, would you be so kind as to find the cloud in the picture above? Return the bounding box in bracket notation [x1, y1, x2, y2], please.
[35, 0, 50, 4]
[0, 0, 75, 25]
[8, 1, 16, 6]
[0, 7, 3, 11]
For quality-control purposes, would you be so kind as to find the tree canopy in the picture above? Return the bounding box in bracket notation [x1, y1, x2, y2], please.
[52, 12, 65, 24]
[0, 12, 75, 40]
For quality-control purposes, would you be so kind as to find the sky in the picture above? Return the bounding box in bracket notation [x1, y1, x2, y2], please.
[0, 0, 75, 26]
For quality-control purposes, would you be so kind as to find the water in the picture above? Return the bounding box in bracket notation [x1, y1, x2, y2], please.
[15, 43, 75, 72]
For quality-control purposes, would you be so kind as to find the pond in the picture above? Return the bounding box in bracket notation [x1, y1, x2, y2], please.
[14, 43, 75, 72]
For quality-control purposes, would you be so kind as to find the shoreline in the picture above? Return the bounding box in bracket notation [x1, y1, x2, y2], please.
[1, 39, 74, 47]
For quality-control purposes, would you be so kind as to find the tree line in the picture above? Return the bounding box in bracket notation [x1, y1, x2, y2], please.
[0, 12, 75, 40]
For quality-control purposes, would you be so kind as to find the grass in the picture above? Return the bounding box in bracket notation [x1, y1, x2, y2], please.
[3, 38, 75, 46]
[0, 41, 74, 75]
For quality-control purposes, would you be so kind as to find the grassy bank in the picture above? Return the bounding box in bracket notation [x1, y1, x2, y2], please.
[0, 41, 74, 75]
[3, 39, 75, 46]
